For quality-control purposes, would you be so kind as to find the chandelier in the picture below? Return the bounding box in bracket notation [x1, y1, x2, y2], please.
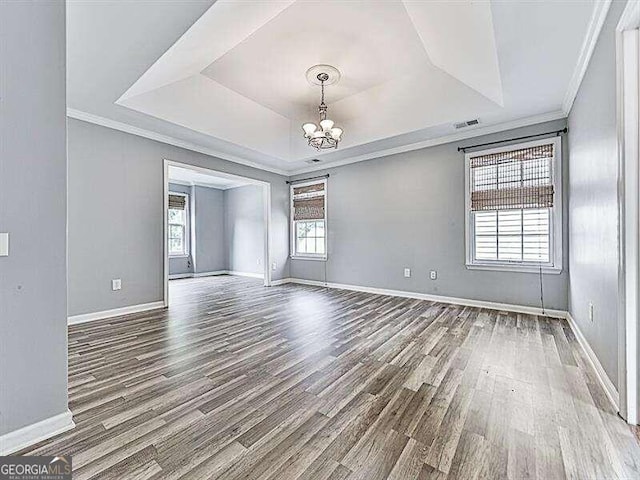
[302, 65, 343, 150]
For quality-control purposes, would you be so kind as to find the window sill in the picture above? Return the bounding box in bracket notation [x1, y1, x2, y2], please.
[291, 255, 327, 262]
[466, 263, 562, 274]
[169, 254, 190, 259]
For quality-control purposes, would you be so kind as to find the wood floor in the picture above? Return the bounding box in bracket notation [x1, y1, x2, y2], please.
[20, 275, 640, 479]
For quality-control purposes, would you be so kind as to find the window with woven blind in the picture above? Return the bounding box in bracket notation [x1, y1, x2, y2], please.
[290, 179, 327, 259]
[465, 137, 562, 273]
[168, 193, 189, 256]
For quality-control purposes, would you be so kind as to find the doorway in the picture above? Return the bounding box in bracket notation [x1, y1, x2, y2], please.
[162, 159, 272, 307]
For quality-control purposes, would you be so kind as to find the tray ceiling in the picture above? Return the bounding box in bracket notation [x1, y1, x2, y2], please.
[68, 0, 599, 173]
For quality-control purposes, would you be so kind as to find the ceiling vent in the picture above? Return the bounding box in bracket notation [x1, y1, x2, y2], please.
[305, 159, 322, 164]
[453, 119, 479, 129]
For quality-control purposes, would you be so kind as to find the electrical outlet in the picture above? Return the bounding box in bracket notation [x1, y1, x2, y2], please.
[257, 258, 262, 265]
[430, 270, 437, 280]
[112, 279, 122, 291]
[404, 268, 411, 278]
[272, 262, 277, 271]
[588, 302, 594, 322]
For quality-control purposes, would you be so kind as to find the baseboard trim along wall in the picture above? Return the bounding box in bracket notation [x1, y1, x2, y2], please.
[566, 312, 620, 410]
[227, 271, 264, 279]
[169, 270, 262, 280]
[0, 410, 75, 455]
[281, 278, 567, 318]
[192, 270, 228, 278]
[168, 273, 193, 280]
[68, 301, 166, 325]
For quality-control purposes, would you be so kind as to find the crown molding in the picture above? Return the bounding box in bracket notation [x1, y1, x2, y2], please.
[562, 0, 612, 115]
[66, 108, 290, 177]
[289, 110, 567, 175]
[69, 109, 567, 178]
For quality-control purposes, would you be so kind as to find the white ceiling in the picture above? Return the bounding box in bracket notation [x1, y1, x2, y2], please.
[67, 0, 601, 174]
[168, 165, 250, 190]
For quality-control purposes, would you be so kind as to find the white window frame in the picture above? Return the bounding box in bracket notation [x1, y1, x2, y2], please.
[290, 178, 327, 261]
[168, 191, 189, 258]
[464, 136, 563, 274]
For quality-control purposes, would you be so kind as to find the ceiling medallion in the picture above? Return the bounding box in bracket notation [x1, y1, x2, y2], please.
[302, 65, 343, 150]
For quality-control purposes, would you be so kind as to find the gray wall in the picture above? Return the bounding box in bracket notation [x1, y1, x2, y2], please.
[291, 119, 569, 311]
[567, 1, 625, 387]
[0, 1, 69, 435]
[168, 183, 193, 276]
[194, 185, 226, 273]
[224, 185, 265, 275]
[68, 119, 290, 316]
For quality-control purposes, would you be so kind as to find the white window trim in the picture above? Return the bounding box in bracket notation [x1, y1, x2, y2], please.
[464, 136, 563, 274]
[168, 191, 190, 258]
[290, 178, 328, 261]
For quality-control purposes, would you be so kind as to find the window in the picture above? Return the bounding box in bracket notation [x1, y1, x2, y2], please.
[465, 137, 562, 273]
[291, 179, 327, 259]
[168, 193, 189, 257]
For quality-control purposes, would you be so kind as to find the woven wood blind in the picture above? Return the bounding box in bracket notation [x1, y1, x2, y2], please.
[168, 194, 186, 210]
[470, 143, 554, 211]
[292, 182, 325, 221]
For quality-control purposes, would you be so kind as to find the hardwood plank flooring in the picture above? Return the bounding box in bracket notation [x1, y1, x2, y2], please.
[19, 275, 640, 479]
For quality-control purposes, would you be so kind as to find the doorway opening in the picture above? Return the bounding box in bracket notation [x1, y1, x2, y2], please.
[162, 159, 272, 307]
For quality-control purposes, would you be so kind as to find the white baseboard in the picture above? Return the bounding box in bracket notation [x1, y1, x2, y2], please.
[566, 312, 620, 410]
[170, 271, 226, 280]
[170, 271, 262, 280]
[0, 409, 75, 455]
[193, 270, 228, 278]
[68, 301, 165, 325]
[284, 278, 567, 318]
[271, 277, 292, 286]
[169, 273, 193, 280]
[227, 271, 264, 279]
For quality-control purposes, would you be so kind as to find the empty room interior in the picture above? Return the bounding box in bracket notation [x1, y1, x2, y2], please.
[5, 0, 640, 479]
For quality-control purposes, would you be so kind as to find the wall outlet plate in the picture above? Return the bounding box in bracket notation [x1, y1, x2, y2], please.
[272, 262, 277, 271]
[404, 268, 411, 278]
[430, 270, 437, 280]
[112, 279, 122, 291]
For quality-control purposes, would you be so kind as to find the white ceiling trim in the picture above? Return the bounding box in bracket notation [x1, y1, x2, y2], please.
[289, 110, 567, 175]
[66, 108, 289, 176]
[562, 0, 612, 115]
[68, 107, 566, 177]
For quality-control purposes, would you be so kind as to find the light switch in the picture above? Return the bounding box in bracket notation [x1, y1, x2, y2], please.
[0, 233, 8, 256]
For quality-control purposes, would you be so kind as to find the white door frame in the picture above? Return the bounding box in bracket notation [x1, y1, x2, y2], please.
[163, 159, 272, 307]
[617, 0, 640, 424]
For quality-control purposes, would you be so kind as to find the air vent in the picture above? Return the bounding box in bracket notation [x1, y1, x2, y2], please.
[305, 159, 322, 164]
[453, 119, 479, 129]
